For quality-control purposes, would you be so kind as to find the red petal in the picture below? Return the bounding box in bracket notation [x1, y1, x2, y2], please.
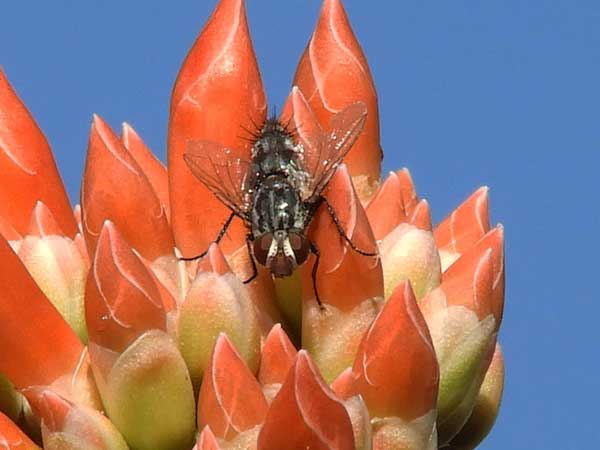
[434, 187, 490, 254]
[366, 169, 421, 239]
[168, 0, 266, 257]
[0, 235, 83, 388]
[258, 324, 297, 386]
[23, 386, 125, 449]
[302, 165, 382, 310]
[194, 426, 221, 450]
[330, 368, 354, 396]
[81, 115, 173, 261]
[395, 168, 419, 214]
[85, 221, 166, 354]
[0, 70, 77, 238]
[258, 351, 354, 450]
[443, 226, 504, 325]
[365, 172, 408, 240]
[441, 246, 494, 321]
[27, 201, 64, 237]
[22, 387, 70, 433]
[0, 216, 21, 241]
[409, 200, 432, 231]
[340, 281, 439, 420]
[482, 226, 505, 327]
[0, 411, 39, 449]
[197, 334, 268, 440]
[197, 243, 232, 276]
[293, 0, 381, 192]
[121, 122, 170, 220]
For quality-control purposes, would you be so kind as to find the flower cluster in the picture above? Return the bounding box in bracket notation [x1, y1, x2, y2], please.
[0, 0, 504, 449]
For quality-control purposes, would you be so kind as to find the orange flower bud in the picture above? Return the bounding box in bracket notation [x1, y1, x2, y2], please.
[197, 334, 268, 441]
[293, 0, 382, 199]
[18, 202, 89, 341]
[366, 169, 421, 239]
[257, 324, 297, 402]
[434, 187, 490, 271]
[82, 115, 174, 261]
[300, 165, 382, 382]
[168, 0, 266, 257]
[178, 244, 260, 389]
[23, 387, 127, 450]
[0, 235, 83, 389]
[420, 241, 500, 444]
[0, 69, 77, 238]
[379, 221, 441, 300]
[446, 343, 505, 450]
[336, 281, 438, 420]
[257, 351, 355, 450]
[85, 221, 167, 356]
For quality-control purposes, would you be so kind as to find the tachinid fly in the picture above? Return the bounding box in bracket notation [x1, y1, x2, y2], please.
[181, 100, 377, 307]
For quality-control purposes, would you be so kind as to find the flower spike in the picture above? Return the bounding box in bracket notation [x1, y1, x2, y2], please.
[0, 3, 507, 447]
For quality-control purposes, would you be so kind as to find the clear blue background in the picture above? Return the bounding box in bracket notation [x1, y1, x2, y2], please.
[1, 1, 598, 448]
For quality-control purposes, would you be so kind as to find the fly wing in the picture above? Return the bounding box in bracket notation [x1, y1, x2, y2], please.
[300, 102, 368, 202]
[184, 140, 251, 219]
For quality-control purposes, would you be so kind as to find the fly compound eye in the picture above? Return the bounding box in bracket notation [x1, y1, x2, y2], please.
[288, 232, 310, 265]
[252, 233, 273, 266]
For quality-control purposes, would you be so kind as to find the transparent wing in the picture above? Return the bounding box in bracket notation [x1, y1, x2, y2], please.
[299, 102, 368, 201]
[184, 140, 251, 219]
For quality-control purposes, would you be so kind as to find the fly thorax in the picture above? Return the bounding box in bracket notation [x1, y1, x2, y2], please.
[249, 124, 306, 188]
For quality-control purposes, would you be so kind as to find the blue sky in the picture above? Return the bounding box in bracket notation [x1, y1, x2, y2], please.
[1, 1, 599, 448]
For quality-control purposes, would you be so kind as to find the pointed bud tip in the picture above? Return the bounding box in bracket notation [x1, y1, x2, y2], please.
[198, 332, 267, 440]
[28, 201, 64, 237]
[258, 324, 297, 385]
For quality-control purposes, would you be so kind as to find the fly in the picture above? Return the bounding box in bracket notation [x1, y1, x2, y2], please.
[180, 100, 377, 307]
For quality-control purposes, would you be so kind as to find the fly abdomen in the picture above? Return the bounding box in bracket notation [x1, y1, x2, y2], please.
[251, 176, 307, 236]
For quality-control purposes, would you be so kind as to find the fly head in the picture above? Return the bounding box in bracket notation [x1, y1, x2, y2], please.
[252, 230, 310, 277]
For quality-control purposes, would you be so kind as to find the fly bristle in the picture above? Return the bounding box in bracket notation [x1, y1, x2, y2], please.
[241, 106, 297, 147]
[281, 116, 299, 139]
[239, 124, 262, 141]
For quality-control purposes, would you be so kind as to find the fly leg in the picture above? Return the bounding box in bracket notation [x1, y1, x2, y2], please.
[178, 212, 236, 261]
[242, 235, 259, 284]
[321, 197, 379, 257]
[309, 240, 324, 310]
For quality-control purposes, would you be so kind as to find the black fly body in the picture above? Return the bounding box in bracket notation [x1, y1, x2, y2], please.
[180, 100, 377, 307]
